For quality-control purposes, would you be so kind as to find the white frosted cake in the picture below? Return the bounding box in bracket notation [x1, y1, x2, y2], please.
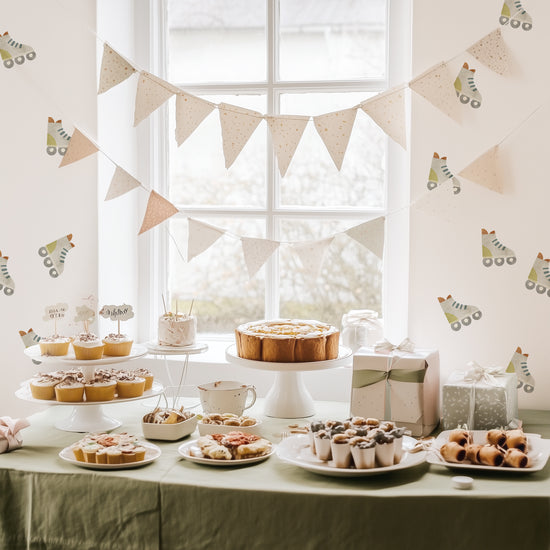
[158, 313, 197, 346]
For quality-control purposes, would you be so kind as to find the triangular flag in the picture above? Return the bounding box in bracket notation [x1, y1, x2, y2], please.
[138, 191, 179, 235]
[458, 145, 502, 192]
[219, 103, 263, 169]
[361, 86, 407, 149]
[292, 237, 333, 279]
[345, 217, 385, 259]
[175, 92, 216, 146]
[412, 180, 461, 219]
[187, 218, 224, 261]
[98, 43, 137, 94]
[467, 28, 510, 76]
[59, 129, 98, 167]
[266, 115, 309, 177]
[409, 62, 460, 122]
[105, 166, 141, 201]
[134, 72, 175, 127]
[313, 107, 358, 170]
[241, 237, 279, 278]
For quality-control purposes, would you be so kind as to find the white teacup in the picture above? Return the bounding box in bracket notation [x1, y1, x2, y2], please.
[198, 380, 257, 415]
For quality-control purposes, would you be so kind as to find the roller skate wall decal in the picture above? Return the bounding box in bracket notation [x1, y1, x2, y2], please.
[506, 347, 534, 393]
[38, 234, 75, 278]
[499, 0, 533, 30]
[454, 63, 482, 109]
[19, 328, 42, 365]
[0, 251, 15, 295]
[438, 295, 482, 332]
[0, 31, 36, 69]
[525, 253, 550, 296]
[481, 229, 517, 267]
[47, 118, 71, 156]
[427, 153, 461, 195]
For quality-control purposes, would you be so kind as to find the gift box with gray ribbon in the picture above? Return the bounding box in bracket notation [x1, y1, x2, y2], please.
[350, 339, 440, 437]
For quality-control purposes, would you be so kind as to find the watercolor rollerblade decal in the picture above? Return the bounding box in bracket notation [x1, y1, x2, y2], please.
[499, 0, 533, 30]
[19, 328, 42, 364]
[454, 63, 482, 109]
[506, 347, 534, 393]
[481, 229, 516, 267]
[46, 118, 71, 156]
[427, 153, 461, 195]
[38, 234, 75, 278]
[525, 253, 550, 296]
[438, 295, 482, 331]
[0, 31, 36, 69]
[0, 251, 15, 295]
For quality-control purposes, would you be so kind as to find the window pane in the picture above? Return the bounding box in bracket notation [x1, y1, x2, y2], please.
[278, 218, 382, 327]
[279, 0, 387, 81]
[279, 92, 385, 208]
[168, 217, 267, 334]
[167, 0, 266, 83]
[169, 95, 266, 207]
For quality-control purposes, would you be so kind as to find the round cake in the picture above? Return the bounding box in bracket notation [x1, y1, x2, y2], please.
[158, 313, 196, 346]
[235, 319, 339, 362]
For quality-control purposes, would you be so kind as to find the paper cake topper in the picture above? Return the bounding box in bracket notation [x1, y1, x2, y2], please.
[507, 347, 534, 393]
[525, 253, 550, 296]
[43, 303, 68, 336]
[46, 118, 71, 157]
[499, 0, 533, 30]
[438, 294, 482, 331]
[0, 251, 15, 295]
[427, 153, 460, 195]
[481, 229, 516, 267]
[100, 304, 134, 336]
[38, 234, 75, 278]
[454, 63, 482, 109]
[0, 31, 36, 69]
[75, 305, 95, 334]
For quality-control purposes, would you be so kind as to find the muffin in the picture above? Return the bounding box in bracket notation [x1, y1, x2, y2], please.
[72, 332, 105, 360]
[84, 372, 117, 402]
[133, 368, 154, 390]
[29, 373, 58, 400]
[116, 372, 146, 399]
[39, 335, 72, 356]
[102, 333, 133, 357]
[54, 375, 85, 402]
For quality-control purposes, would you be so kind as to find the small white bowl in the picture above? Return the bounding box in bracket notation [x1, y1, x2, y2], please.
[197, 419, 262, 437]
[141, 413, 198, 441]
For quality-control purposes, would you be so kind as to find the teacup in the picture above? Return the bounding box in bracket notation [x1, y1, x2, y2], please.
[197, 380, 257, 415]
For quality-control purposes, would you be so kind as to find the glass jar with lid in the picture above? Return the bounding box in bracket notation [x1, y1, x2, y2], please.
[341, 310, 384, 352]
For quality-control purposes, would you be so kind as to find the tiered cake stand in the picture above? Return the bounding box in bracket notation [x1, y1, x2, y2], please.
[18, 344, 163, 432]
[225, 345, 352, 418]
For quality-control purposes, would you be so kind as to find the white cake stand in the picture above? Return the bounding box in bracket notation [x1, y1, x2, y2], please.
[225, 345, 352, 418]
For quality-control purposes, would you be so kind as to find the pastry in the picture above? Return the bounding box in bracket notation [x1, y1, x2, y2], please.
[235, 319, 339, 362]
[84, 372, 117, 402]
[313, 429, 332, 461]
[504, 448, 529, 468]
[69, 432, 145, 464]
[505, 429, 527, 452]
[158, 313, 197, 346]
[465, 444, 483, 464]
[132, 368, 154, 391]
[29, 373, 58, 400]
[54, 375, 84, 402]
[39, 335, 72, 356]
[349, 437, 376, 469]
[486, 429, 507, 447]
[197, 435, 232, 460]
[102, 333, 133, 356]
[448, 429, 471, 446]
[478, 444, 504, 467]
[116, 372, 146, 399]
[330, 433, 352, 468]
[72, 332, 105, 360]
[440, 441, 466, 463]
[374, 432, 395, 467]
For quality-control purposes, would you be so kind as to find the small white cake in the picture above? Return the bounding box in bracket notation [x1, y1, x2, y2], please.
[158, 313, 197, 346]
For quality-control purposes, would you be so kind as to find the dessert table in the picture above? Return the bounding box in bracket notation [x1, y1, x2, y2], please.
[0, 399, 549, 550]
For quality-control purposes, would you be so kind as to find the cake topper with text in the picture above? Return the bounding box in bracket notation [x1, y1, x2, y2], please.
[100, 304, 134, 336]
[43, 303, 68, 336]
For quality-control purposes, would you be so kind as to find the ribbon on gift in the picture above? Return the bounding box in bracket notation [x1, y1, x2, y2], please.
[373, 337, 415, 354]
[0, 416, 30, 453]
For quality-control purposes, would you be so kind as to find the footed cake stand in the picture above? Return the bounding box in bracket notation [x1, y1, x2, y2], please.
[225, 345, 352, 418]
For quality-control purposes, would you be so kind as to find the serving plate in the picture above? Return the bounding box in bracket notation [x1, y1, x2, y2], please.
[178, 439, 274, 466]
[276, 434, 426, 477]
[59, 442, 161, 470]
[145, 342, 208, 355]
[427, 430, 550, 473]
[24, 344, 147, 366]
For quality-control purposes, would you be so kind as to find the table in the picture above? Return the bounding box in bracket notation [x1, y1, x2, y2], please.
[0, 400, 549, 550]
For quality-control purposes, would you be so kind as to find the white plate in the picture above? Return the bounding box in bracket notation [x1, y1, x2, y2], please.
[59, 442, 161, 470]
[427, 430, 550, 473]
[178, 439, 274, 466]
[145, 342, 209, 355]
[197, 419, 262, 437]
[24, 344, 148, 366]
[276, 434, 426, 477]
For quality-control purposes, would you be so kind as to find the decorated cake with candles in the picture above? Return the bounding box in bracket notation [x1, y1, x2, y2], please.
[158, 298, 197, 347]
[100, 303, 134, 356]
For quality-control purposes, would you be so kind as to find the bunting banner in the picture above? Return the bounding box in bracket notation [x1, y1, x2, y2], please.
[134, 72, 176, 127]
[218, 103, 263, 169]
[360, 86, 407, 150]
[412, 180, 461, 219]
[58, 128, 98, 167]
[292, 237, 334, 279]
[345, 217, 385, 259]
[105, 166, 141, 201]
[313, 107, 358, 171]
[138, 190, 179, 235]
[187, 218, 224, 261]
[241, 237, 280, 278]
[98, 43, 137, 95]
[458, 145, 502, 193]
[266, 115, 310, 177]
[467, 29, 510, 76]
[175, 92, 216, 146]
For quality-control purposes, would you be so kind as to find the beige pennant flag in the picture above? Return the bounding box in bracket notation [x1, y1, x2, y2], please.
[361, 86, 407, 149]
[313, 107, 358, 171]
[138, 191, 179, 235]
[266, 115, 310, 177]
[412, 180, 461, 219]
[219, 103, 263, 169]
[409, 62, 460, 123]
[59, 128, 98, 167]
[345, 217, 385, 259]
[241, 237, 279, 278]
[458, 145, 502, 192]
[175, 93, 216, 146]
[467, 29, 510, 76]
[98, 43, 137, 94]
[134, 72, 175, 127]
[292, 237, 334, 279]
[187, 218, 224, 261]
[105, 166, 141, 201]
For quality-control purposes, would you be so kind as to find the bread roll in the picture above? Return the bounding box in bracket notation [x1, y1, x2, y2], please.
[478, 444, 504, 467]
[505, 429, 527, 452]
[440, 442, 466, 463]
[448, 429, 471, 446]
[504, 448, 529, 468]
[486, 429, 507, 447]
[465, 444, 483, 464]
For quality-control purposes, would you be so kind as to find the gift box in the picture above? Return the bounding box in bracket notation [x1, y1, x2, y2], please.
[350, 340, 440, 437]
[441, 363, 518, 430]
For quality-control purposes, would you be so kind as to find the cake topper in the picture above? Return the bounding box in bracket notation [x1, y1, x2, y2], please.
[99, 304, 134, 335]
[74, 305, 95, 334]
[43, 302, 68, 336]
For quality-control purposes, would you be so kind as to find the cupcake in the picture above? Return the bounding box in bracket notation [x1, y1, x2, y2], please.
[133, 368, 154, 391]
[374, 432, 395, 467]
[39, 335, 72, 356]
[84, 372, 117, 402]
[313, 429, 332, 461]
[29, 373, 58, 400]
[116, 372, 146, 399]
[330, 433, 352, 468]
[350, 437, 376, 469]
[389, 427, 406, 464]
[72, 332, 105, 360]
[102, 333, 133, 357]
[308, 420, 325, 454]
[54, 375, 85, 402]
[82, 442, 101, 463]
[106, 447, 123, 464]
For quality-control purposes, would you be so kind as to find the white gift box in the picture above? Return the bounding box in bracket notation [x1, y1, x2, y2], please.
[350, 346, 440, 437]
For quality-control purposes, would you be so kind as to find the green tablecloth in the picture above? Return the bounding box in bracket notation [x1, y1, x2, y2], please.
[1, 400, 549, 550]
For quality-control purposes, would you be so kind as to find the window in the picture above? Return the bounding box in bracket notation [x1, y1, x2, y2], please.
[142, 0, 408, 338]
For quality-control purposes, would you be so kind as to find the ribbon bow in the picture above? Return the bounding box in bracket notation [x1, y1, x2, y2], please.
[373, 337, 415, 354]
[463, 361, 505, 385]
[0, 416, 30, 453]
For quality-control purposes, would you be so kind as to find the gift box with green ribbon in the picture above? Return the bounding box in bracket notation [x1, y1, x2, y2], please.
[350, 339, 440, 437]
